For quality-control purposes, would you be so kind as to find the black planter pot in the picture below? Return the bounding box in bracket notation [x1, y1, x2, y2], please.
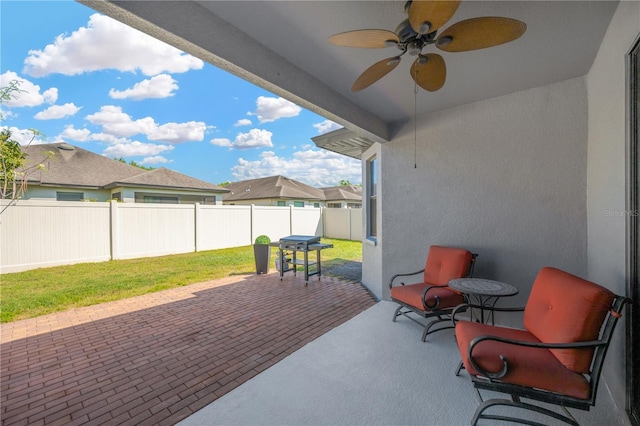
[253, 244, 271, 274]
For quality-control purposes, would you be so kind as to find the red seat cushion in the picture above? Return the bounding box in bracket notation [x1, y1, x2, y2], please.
[423, 246, 474, 285]
[391, 283, 465, 311]
[456, 321, 591, 400]
[524, 267, 615, 373]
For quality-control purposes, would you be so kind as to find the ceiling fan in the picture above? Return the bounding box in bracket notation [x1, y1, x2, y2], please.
[328, 0, 526, 92]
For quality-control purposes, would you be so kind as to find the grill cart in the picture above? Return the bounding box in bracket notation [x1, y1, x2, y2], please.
[271, 235, 333, 284]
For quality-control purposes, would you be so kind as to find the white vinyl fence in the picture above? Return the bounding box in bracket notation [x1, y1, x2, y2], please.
[0, 200, 362, 273]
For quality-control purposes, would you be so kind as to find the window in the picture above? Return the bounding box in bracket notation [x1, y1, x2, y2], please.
[277, 201, 286, 206]
[327, 203, 342, 208]
[142, 195, 178, 204]
[367, 156, 377, 238]
[313, 203, 320, 208]
[135, 192, 179, 204]
[293, 201, 304, 207]
[347, 203, 362, 208]
[111, 192, 122, 201]
[56, 192, 83, 201]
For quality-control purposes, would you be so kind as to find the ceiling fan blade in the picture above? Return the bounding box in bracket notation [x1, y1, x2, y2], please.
[328, 29, 400, 48]
[351, 56, 401, 92]
[410, 54, 446, 92]
[436, 17, 526, 52]
[408, 0, 462, 34]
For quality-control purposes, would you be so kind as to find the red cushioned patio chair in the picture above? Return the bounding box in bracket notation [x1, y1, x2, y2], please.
[389, 245, 477, 341]
[453, 267, 630, 426]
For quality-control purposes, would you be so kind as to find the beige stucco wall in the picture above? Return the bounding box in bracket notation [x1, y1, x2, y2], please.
[374, 76, 589, 311]
[586, 0, 640, 418]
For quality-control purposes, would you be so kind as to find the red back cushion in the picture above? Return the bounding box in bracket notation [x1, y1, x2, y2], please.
[524, 267, 615, 373]
[423, 246, 474, 286]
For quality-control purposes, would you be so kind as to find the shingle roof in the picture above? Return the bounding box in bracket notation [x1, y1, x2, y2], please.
[320, 185, 362, 202]
[21, 143, 228, 192]
[225, 175, 325, 201]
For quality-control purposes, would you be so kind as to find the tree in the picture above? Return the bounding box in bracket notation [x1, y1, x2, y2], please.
[115, 157, 154, 171]
[0, 81, 53, 211]
[339, 180, 361, 187]
[219, 181, 231, 187]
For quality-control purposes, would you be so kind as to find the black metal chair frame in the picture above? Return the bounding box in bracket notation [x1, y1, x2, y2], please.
[389, 253, 477, 342]
[452, 296, 630, 426]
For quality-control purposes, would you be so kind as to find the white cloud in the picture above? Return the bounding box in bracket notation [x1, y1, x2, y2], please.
[148, 121, 207, 143]
[250, 96, 301, 123]
[89, 132, 131, 144]
[1, 126, 47, 145]
[85, 105, 205, 143]
[109, 74, 178, 100]
[234, 118, 252, 127]
[103, 141, 174, 157]
[86, 105, 156, 137]
[58, 125, 91, 142]
[211, 128, 273, 150]
[211, 138, 232, 147]
[140, 156, 171, 165]
[0, 71, 58, 107]
[23, 14, 204, 77]
[234, 129, 273, 149]
[34, 103, 81, 120]
[313, 119, 342, 134]
[231, 148, 361, 187]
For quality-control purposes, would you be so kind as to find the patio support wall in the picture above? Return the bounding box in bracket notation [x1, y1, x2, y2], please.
[0, 201, 360, 273]
[586, 0, 640, 417]
[376, 76, 589, 311]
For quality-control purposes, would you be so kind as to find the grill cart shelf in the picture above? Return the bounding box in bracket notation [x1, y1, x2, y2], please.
[271, 235, 333, 284]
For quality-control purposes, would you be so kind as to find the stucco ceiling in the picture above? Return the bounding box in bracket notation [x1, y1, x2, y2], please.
[83, 1, 619, 143]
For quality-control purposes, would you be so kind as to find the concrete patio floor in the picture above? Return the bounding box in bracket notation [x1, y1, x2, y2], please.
[0, 272, 376, 425]
[181, 301, 627, 426]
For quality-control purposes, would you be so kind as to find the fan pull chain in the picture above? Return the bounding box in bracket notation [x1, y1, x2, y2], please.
[414, 71, 418, 169]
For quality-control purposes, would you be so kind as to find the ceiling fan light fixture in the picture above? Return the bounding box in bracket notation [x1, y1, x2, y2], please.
[387, 57, 401, 67]
[417, 55, 429, 65]
[418, 21, 432, 35]
[407, 40, 422, 56]
[437, 35, 454, 47]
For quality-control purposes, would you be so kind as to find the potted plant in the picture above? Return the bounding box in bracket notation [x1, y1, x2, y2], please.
[253, 235, 271, 274]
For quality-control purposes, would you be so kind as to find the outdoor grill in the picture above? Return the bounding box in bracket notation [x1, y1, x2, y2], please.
[271, 235, 332, 284]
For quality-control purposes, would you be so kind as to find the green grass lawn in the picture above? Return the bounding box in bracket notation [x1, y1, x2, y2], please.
[0, 238, 361, 323]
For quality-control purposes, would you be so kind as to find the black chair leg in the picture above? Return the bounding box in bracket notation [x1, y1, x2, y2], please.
[472, 397, 579, 426]
[392, 305, 403, 322]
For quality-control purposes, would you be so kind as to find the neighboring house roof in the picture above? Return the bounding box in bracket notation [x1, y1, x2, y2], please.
[21, 143, 228, 193]
[225, 175, 325, 201]
[321, 185, 362, 202]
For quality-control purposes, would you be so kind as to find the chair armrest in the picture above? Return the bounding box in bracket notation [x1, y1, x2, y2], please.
[451, 304, 524, 324]
[389, 269, 425, 289]
[467, 334, 607, 380]
[422, 285, 443, 310]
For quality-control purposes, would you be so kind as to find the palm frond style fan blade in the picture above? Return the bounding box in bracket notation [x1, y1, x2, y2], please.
[328, 29, 400, 48]
[436, 17, 526, 52]
[352, 56, 401, 92]
[409, 0, 462, 34]
[410, 54, 446, 92]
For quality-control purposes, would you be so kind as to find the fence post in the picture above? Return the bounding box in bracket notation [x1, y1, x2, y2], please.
[289, 205, 294, 235]
[194, 203, 200, 252]
[110, 200, 119, 260]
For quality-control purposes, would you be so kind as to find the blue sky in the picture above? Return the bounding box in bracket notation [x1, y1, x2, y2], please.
[0, 1, 361, 187]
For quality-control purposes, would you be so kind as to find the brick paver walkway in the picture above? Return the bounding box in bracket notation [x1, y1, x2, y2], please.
[1, 273, 376, 425]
